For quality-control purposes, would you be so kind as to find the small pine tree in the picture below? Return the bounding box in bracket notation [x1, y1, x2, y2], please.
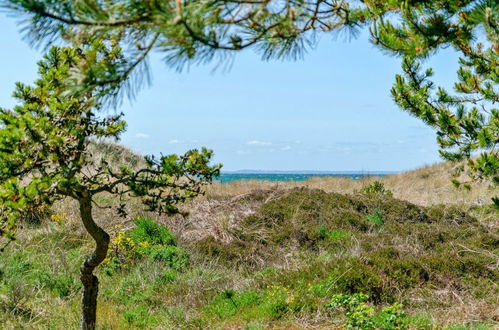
[0, 43, 220, 329]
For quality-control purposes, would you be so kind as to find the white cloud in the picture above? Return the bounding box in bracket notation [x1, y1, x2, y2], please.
[247, 140, 272, 146]
[281, 145, 291, 151]
[135, 133, 150, 139]
[168, 139, 180, 144]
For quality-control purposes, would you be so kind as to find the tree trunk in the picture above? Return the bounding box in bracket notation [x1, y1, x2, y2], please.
[78, 192, 110, 330]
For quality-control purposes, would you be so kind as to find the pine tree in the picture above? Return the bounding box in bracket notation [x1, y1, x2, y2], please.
[0, 42, 220, 329]
[368, 0, 498, 203]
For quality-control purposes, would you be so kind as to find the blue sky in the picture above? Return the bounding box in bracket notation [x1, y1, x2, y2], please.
[0, 13, 461, 172]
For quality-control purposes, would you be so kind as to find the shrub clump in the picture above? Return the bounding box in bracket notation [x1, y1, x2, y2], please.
[200, 189, 439, 264]
[360, 181, 393, 197]
[105, 217, 189, 274]
[327, 293, 407, 329]
[195, 188, 497, 310]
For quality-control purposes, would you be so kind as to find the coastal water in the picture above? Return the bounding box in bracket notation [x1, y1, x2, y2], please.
[218, 173, 388, 184]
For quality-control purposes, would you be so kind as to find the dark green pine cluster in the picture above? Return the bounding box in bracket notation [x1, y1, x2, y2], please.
[368, 0, 498, 198]
[2, 0, 366, 96]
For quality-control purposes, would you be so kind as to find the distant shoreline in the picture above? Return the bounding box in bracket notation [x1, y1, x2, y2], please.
[218, 172, 394, 183]
[222, 170, 397, 175]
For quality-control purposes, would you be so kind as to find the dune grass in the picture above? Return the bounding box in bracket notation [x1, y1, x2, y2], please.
[207, 161, 495, 207]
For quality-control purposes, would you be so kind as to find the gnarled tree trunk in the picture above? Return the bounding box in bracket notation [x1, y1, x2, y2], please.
[78, 192, 110, 330]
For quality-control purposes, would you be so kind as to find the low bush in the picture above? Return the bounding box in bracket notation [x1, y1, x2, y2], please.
[318, 226, 351, 241]
[327, 293, 407, 329]
[105, 217, 189, 274]
[360, 181, 393, 197]
[365, 209, 385, 228]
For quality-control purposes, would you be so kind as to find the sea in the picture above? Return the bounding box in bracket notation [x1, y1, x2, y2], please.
[218, 172, 393, 184]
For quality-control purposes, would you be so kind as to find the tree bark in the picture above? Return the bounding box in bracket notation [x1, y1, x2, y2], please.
[78, 192, 110, 330]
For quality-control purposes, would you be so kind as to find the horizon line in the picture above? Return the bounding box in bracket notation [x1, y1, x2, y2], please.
[220, 170, 399, 174]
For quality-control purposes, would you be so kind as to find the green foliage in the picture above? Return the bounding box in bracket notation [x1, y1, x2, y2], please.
[327, 293, 375, 329]
[306, 263, 385, 302]
[3, 0, 366, 94]
[374, 303, 408, 330]
[205, 284, 296, 322]
[372, 0, 499, 200]
[0, 233, 84, 321]
[0, 193, 497, 328]
[197, 189, 497, 310]
[129, 217, 176, 247]
[0, 44, 220, 241]
[327, 293, 407, 329]
[122, 305, 158, 328]
[318, 226, 351, 241]
[365, 209, 385, 227]
[36, 271, 80, 298]
[392, 55, 498, 194]
[105, 217, 189, 273]
[0, 43, 220, 327]
[492, 197, 499, 209]
[360, 181, 393, 197]
[148, 245, 189, 270]
[208, 290, 261, 319]
[0, 43, 219, 328]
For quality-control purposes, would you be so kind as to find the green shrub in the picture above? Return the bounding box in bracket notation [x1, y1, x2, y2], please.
[318, 226, 351, 241]
[307, 259, 387, 303]
[103, 256, 121, 276]
[360, 181, 393, 196]
[105, 217, 189, 273]
[365, 209, 385, 227]
[205, 285, 297, 322]
[160, 270, 177, 284]
[148, 245, 189, 270]
[327, 293, 375, 329]
[129, 217, 176, 246]
[327, 294, 407, 329]
[208, 289, 262, 319]
[374, 303, 408, 330]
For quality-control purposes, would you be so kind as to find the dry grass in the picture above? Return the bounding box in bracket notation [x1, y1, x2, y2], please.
[206, 161, 496, 206]
[85, 141, 495, 208]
